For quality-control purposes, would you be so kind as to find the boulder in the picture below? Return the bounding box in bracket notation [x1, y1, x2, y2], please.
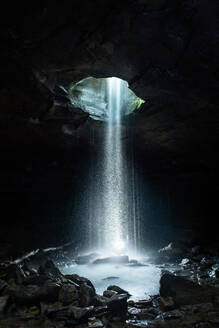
[0, 264, 26, 284]
[103, 290, 118, 298]
[0, 295, 9, 314]
[88, 317, 104, 328]
[46, 305, 94, 322]
[107, 294, 128, 315]
[38, 259, 62, 278]
[157, 242, 185, 262]
[76, 253, 99, 264]
[0, 279, 7, 294]
[80, 282, 96, 307]
[160, 272, 218, 306]
[92, 256, 129, 264]
[65, 274, 95, 292]
[59, 284, 79, 306]
[8, 281, 61, 305]
[158, 296, 175, 311]
[107, 285, 131, 296]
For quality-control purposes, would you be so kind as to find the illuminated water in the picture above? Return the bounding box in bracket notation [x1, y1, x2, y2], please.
[85, 77, 143, 254]
[61, 263, 161, 300]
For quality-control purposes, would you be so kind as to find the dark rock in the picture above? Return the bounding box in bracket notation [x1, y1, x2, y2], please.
[80, 282, 96, 307]
[107, 294, 128, 315]
[93, 256, 129, 264]
[134, 299, 153, 308]
[191, 246, 201, 255]
[158, 309, 183, 320]
[88, 317, 104, 328]
[46, 305, 94, 322]
[93, 294, 108, 307]
[102, 276, 119, 281]
[0, 264, 26, 284]
[160, 272, 218, 306]
[158, 242, 185, 262]
[23, 274, 49, 286]
[38, 259, 62, 278]
[128, 307, 156, 320]
[207, 312, 219, 324]
[180, 258, 191, 266]
[76, 253, 99, 265]
[93, 305, 108, 316]
[8, 281, 61, 305]
[209, 264, 219, 278]
[65, 274, 95, 291]
[158, 296, 175, 311]
[103, 290, 118, 298]
[0, 295, 9, 314]
[0, 279, 7, 294]
[59, 284, 79, 305]
[107, 285, 131, 296]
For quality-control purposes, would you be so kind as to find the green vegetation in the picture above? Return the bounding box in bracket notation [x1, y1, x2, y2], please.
[130, 98, 145, 112]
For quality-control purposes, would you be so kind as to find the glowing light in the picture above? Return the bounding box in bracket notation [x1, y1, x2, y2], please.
[114, 239, 125, 251]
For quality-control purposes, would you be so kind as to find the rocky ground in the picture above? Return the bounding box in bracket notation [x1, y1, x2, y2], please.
[0, 243, 219, 327]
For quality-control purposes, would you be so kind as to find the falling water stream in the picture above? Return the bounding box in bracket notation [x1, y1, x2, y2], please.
[87, 77, 142, 254]
[62, 77, 161, 300]
[67, 76, 145, 254]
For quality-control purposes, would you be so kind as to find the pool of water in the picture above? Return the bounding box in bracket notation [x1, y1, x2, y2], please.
[60, 263, 161, 300]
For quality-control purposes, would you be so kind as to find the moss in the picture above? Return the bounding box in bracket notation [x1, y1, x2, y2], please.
[130, 98, 145, 112]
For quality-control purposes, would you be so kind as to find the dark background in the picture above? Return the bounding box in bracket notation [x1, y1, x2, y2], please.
[0, 0, 218, 256]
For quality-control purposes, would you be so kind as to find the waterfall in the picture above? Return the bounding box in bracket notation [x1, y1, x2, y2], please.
[75, 77, 143, 255]
[102, 77, 128, 252]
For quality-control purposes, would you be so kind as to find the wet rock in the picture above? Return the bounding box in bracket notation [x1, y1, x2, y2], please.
[88, 317, 104, 328]
[93, 256, 129, 264]
[65, 274, 95, 292]
[22, 274, 49, 286]
[93, 305, 108, 316]
[209, 264, 219, 278]
[102, 276, 119, 281]
[180, 258, 190, 266]
[76, 253, 99, 265]
[38, 259, 62, 278]
[191, 246, 201, 255]
[158, 242, 185, 262]
[103, 290, 118, 298]
[107, 294, 128, 315]
[0, 295, 9, 314]
[8, 281, 61, 305]
[93, 294, 108, 306]
[59, 284, 79, 305]
[128, 307, 156, 320]
[132, 299, 153, 308]
[80, 282, 96, 307]
[180, 302, 214, 314]
[107, 285, 131, 296]
[207, 311, 219, 324]
[126, 319, 157, 327]
[46, 305, 94, 322]
[157, 309, 183, 320]
[0, 279, 7, 293]
[160, 272, 218, 306]
[0, 264, 26, 284]
[158, 296, 175, 311]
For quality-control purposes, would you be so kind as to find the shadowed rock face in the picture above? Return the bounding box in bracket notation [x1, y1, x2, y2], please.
[0, 1, 218, 170]
[0, 1, 218, 250]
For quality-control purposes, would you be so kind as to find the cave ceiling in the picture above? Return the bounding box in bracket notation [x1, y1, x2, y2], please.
[0, 0, 219, 176]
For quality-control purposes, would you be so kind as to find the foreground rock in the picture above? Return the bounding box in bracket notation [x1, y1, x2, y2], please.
[92, 255, 129, 264]
[0, 248, 219, 327]
[160, 272, 218, 306]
